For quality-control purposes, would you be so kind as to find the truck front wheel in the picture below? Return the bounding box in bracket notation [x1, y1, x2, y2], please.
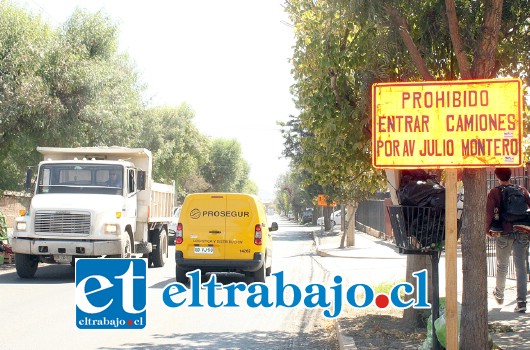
[151, 228, 168, 267]
[15, 253, 38, 278]
[122, 233, 132, 258]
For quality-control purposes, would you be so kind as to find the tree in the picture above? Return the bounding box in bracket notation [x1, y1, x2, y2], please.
[132, 104, 209, 200]
[53, 8, 145, 146]
[201, 138, 254, 193]
[283, 0, 388, 208]
[284, 0, 530, 347]
[0, 5, 145, 190]
[0, 4, 258, 204]
[282, 1, 389, 240]
[0, 1, 56, 189]
[275, 169, 317, 222]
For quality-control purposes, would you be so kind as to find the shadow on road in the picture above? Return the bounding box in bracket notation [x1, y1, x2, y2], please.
[0, 263, 74, 284]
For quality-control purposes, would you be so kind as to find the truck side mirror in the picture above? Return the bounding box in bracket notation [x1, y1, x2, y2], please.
[137, 170, 146, 191]
[25, 168, 33, 189]
[269, 222, 278, 232]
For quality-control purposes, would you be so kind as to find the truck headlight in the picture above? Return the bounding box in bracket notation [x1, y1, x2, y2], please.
[16, 222, 27, 231]
[104, 224, 119, 234]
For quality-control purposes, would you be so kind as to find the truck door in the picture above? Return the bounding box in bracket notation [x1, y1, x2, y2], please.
[125, 168, 138, 234]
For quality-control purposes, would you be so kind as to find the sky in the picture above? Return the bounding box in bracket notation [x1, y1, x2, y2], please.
[13, 0, 297, 202]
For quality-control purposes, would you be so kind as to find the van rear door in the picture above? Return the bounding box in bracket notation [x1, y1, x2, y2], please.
[183, 194, 226, 259]
[224, 194, 257, 260]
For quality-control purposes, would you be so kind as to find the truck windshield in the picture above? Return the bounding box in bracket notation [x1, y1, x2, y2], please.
[36, 164, 124, 195]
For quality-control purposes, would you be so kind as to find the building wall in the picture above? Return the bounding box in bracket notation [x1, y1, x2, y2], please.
[0, 192, 31, 230]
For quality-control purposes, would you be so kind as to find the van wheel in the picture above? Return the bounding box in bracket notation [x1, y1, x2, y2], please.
[253, 262, 266, 283]
[151, 228, 168, 267]
[15, 253, 38, 278]
[266, 262, 272, 276]
[244, 273, 254, 284]
[176, 266, 188, 283]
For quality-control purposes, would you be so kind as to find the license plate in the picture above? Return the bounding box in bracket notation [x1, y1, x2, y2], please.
[194, 247, 214, 254]
[54, 255, 72, 263]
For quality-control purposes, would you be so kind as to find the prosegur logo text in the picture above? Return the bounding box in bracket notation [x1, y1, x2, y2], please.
[162, 269, 430, 318]
[190, 208, 250, 219]
[75, 259, 147, 329]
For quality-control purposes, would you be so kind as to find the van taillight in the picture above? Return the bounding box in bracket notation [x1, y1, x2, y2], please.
[254, 224, 262, 245]
[175, 223, 183, 244]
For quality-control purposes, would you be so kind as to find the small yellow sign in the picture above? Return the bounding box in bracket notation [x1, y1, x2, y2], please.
[372, 79, 523, 169]
[317, 194, 336, 207]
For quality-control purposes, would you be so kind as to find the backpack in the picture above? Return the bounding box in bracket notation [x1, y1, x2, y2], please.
[497, 184, 529, 222]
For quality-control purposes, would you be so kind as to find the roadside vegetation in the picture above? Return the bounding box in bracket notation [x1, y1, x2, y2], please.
[0, 1, 256, 202]
[280, 0, 530, 348]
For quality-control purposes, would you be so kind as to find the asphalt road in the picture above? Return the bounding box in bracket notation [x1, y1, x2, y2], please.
[1, 216, 338, 350]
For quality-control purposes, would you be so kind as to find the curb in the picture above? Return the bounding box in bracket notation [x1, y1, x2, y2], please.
[335, 318, 357, 350]
[313, 230, 336, 258]
[312, 229, 356, 350]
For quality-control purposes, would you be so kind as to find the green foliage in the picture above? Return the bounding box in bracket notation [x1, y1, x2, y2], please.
[0, 210, 7, 238]
[242, 180, 259, 195]
[62, 9, 118, 59]
[0, 4, 145, 189]
[0, 3, 256, 201]
[51, 9, 144, 146]
[284, 0, 530, 347]
[131, 104, 209, 201]
[201, 138, 252, 193]
[274, 169, 316, 218]
[283, 0, 530, 205]
[283, 0, 389, 205]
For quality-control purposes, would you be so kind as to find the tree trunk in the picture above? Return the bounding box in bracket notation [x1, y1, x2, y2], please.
[385, 169, 430, 326]
[459, 0, 503, 347]
[346, 202, 356, 246]
[403, 254, 432, 327]
[340, 202, 357, 248]
[460, 169, 489, 350]
[324, 206, 331, 231]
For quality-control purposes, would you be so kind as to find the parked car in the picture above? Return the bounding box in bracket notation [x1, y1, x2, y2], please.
[330, 209, 348, 227]
[168, 206, 182, 235]
[301, 208, 313, 224]
[317, 208, 348, 226]
[287, 211, 295, 220]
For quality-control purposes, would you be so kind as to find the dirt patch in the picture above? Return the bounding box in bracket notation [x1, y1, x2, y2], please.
[338, 306, 427, 349]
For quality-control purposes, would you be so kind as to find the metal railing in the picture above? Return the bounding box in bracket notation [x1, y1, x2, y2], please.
[355, 197, 527, 280]
[355, 199, 388, 238]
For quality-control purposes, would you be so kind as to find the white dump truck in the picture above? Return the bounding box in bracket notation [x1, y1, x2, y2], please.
[11, 146, 175, 278]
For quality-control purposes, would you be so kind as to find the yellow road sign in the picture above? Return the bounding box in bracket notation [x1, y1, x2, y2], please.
[372, 79, 523, 169]
[317, 194, 336, 207]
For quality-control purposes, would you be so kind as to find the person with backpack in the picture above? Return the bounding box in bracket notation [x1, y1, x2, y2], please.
[486, 167, 530, 313]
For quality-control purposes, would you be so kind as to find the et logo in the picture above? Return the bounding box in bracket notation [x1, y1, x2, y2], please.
[75, 259, 147, 329]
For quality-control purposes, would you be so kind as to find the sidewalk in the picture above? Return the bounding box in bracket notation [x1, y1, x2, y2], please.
[313, 227, 530, 350]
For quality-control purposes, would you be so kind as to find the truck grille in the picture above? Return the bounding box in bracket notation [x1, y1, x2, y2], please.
[35, 211, 91, 236]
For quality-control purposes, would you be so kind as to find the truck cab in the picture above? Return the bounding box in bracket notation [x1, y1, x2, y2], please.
[11, 147, 175, 278]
